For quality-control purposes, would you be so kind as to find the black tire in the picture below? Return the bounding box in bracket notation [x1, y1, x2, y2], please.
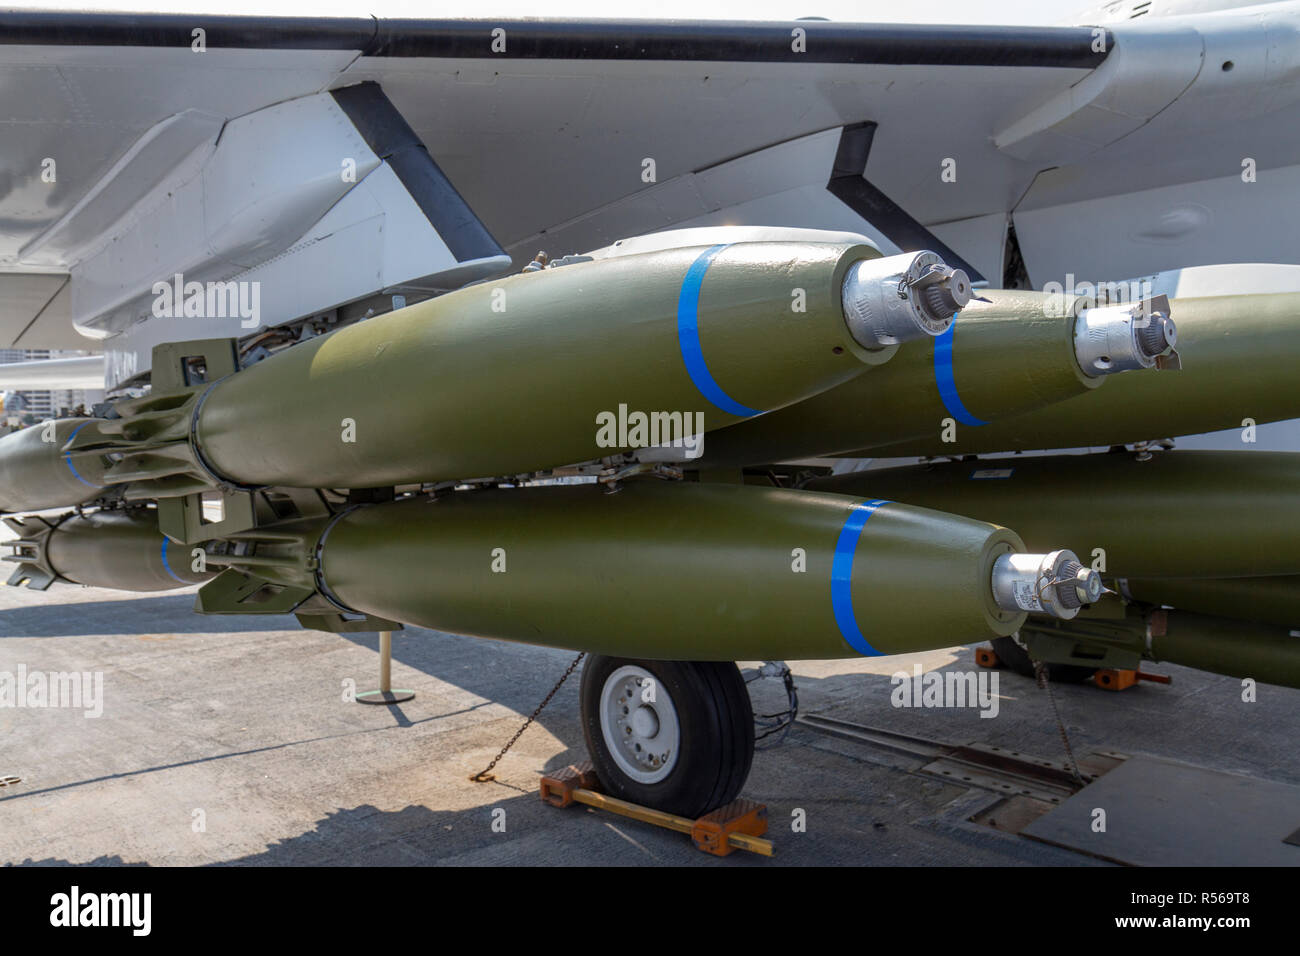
[991, 636, 1097, 684]
[580, 656, 754, 818]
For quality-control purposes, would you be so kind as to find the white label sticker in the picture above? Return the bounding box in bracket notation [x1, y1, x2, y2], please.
[1013, 580, 1043, 612]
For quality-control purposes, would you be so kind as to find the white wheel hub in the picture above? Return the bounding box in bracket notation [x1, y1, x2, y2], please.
[599, 665, 681, 784]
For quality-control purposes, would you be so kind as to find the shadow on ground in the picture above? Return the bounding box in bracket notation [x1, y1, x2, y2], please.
[0, 594, 294, 637]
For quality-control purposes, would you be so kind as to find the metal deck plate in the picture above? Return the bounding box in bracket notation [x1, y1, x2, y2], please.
[1023, 755, 1300, 866]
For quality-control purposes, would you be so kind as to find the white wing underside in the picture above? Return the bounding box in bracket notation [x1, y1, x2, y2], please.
[3, 6, 1300, 388]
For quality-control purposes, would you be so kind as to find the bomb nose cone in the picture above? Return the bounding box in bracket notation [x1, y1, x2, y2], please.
[1137, 310, 1177, 359]
[1074, 294, 1180, 376]
[1053, 559, 1104, 608]
[1072, 563, 1105, 606]
[921, 266, 972, 319]
[841, 251, 967, 350]
[991, 549, 1100, 621]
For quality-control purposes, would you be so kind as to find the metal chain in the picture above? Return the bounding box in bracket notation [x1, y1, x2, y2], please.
[469, 651, 586, 783]
[1033, 660, 1087, 787]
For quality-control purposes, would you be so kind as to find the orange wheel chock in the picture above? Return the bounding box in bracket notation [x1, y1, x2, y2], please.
[1094, 668, 1172, 691]
[538, 762, 774, 857]
[691, 798, 770, 857]
[1094, 668, 1138, 691]
[539, 761, 602, 808]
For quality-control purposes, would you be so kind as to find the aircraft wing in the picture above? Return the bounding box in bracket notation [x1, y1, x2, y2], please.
[0, 354, 104, 390]
[4, 8, 1300, 388]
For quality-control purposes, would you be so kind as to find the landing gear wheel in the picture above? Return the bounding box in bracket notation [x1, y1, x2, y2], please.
[580, 656, 754, 818]
[992, 636, 1097, 684]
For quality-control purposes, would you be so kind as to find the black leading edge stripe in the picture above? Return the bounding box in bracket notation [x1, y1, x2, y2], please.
[0, 12, 379, 50]
[0, 13, 1111, 68]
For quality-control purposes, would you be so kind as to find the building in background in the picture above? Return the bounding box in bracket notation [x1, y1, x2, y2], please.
[0, 349, 103, 425]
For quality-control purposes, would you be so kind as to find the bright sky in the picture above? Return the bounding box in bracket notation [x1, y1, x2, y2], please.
[0, 1, 1076, 26]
